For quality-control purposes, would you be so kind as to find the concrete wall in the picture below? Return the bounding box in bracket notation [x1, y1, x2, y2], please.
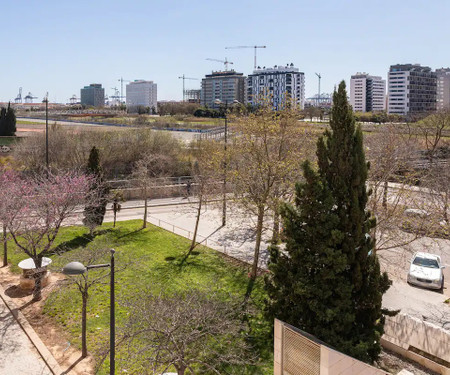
[274, 319, 388, 375]
[382, 314, 450, 375]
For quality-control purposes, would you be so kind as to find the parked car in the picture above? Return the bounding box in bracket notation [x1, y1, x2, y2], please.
[407, 252, 445, 291]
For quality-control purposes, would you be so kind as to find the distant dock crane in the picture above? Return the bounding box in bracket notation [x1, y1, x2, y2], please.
[118, 77, 131, 105]
[24, 92, 38, 103]
[15, 87, 22, 103]
[206, 58, 233, 71]
[225, 45, 266, 69]
[178, 75, 199, 102]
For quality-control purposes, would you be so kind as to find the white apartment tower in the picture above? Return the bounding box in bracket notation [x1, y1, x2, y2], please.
[126, 80, 157, 111]
[436, 68, 450, 110]
[247, 64, 305, 110]
[350, 73, 386, 112]
[387, 64, 437, 115]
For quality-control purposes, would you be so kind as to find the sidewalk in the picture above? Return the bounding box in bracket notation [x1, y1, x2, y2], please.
[0, 292, 53, 375]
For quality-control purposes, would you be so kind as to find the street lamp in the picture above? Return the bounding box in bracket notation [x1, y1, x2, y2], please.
[42, 93, 49, 170]
[214, 99, 240, 227]
[62, 249, 116, 374]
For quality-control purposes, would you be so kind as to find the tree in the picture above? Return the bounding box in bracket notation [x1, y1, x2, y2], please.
[0, 103, 16, 136]
[132, 154, 174, 229]
[228, 98, 313, 280]
[418, 109, 450, 162]
[4, 171, 91, 300]
[111, 190, 125, 228]
[83, 146, 109, 236]
[266, 81, 391, 363]
[0, 169, 18, 267]
[59, 246, 113, 358]
[120, 289, 254, 375]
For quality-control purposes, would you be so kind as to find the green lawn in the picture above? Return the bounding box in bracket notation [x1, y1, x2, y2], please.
[6, 220, 272, 374]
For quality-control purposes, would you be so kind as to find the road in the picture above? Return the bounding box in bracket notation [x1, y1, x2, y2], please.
[89, 197, 450, 328]
[17, 117, 200, 143]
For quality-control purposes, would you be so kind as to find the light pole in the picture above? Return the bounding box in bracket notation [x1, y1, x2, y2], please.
[62, 249, 116, 374]
[214, 99, 240, 227]
[42, 93, 49, 170]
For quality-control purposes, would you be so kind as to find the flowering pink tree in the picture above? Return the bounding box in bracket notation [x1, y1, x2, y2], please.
[4, 171, 91, 301]
[0, 169, 20, 267]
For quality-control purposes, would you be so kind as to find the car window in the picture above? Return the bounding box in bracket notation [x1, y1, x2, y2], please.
[413, 257, 439, 269]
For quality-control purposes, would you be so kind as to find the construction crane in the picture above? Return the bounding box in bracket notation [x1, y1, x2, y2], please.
[15, 87, 22, 103]
[206, 58, 233, 71]
[178, 75, 198, 102]
[315, 73, 321, 106]
[24, 92, 38, 104]
[225, 45, 266, 69]
[110, 87, 121, 105]
[118, 77, 131, 105]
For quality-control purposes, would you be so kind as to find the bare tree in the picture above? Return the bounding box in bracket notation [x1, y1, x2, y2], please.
[3, 171, 91, 300]
[131, 154, 174, 229]
[0, 169, 18, 267]
[57, 246, 113, 358]
[120, 289, 255, 375]
[185, 140, 220, 258]
[418, 109, 450, 162]
[227, 99, 313, 279]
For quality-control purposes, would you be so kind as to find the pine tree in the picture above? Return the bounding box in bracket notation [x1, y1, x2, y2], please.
[83, 146, 109, 236]
[265, 81, 391, 362]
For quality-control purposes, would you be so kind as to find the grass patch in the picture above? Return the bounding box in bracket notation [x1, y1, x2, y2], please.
[7, 220, 272, 374]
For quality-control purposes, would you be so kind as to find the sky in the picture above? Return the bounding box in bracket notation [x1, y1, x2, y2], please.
[1, 0, 449, 103]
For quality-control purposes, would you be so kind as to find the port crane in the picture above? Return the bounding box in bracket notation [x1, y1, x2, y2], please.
[178, 75, 199, 102]
[118, 77, 131, 104]
[24, 92, 38, 103]
[206, 58, 233, 71]
[15, 87, 22, 103]
[225, 45, 266, 69]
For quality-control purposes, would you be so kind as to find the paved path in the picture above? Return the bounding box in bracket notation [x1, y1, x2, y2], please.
[0, 297, 52, 375]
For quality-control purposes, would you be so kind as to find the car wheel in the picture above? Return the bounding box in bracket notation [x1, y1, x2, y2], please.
[439, 276, 445, 293]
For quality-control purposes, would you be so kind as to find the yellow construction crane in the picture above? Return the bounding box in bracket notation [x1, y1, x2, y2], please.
[225, 45, 266, 69]
[206, 58, 234, 71]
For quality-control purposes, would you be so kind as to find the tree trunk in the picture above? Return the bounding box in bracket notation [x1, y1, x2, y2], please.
[81, 292, 88, 358]
[32, 257, 43, 301]
[250, 205, 265, 280]
[143, 196, 148, 229]
[382, 180, 388, 209]
[189, 192, 203, 255]
[176, 365, 186, 375]
[2, 224, 7, 267]
[113, 208, 117, 228]
[271, 206, 280, 244]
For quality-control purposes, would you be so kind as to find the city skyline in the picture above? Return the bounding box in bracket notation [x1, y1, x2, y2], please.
[2, 0, 450, 104]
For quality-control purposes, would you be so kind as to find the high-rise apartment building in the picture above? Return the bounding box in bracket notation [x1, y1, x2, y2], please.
[387, 64, 437, 115]
[247, 64, 305, 110]
[126, 80, 157, 111]
[436, 68, 450, 110]
[350, 73, 386, 112]
[201, 71, 246, 108]
[80, 84, 105, 107]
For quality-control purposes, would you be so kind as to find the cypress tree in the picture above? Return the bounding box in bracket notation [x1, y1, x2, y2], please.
[266, 81, 391, 362]
[83, 146, 109, 236]
[0, 107, 6, 136]
[5, 103, 16, 136]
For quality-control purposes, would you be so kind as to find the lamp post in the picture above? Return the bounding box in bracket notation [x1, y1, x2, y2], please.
[214, 99, 240, 227]
[62, 249, 116, 374]
[42, 94, 49, 170]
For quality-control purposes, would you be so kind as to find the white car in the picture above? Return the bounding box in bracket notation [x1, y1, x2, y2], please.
[407, 252, 445, 291]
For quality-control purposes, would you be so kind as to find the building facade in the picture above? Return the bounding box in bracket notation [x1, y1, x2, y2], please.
[126, 80, 157, 111]
[387, 64, 437, 115]
[80, 84, 105, 107]
[436, 68, 450, 111]
[201, 71, 246, 108]
[350, 73, 386, 112]
[247, 64, 305, 109]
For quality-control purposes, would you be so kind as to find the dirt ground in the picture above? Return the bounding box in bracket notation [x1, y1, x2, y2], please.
[0, 265, 95, 374]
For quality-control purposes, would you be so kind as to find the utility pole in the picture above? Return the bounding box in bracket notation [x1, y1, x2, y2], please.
[42, 92, 49, 171]
[315, 73, 321, 106]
